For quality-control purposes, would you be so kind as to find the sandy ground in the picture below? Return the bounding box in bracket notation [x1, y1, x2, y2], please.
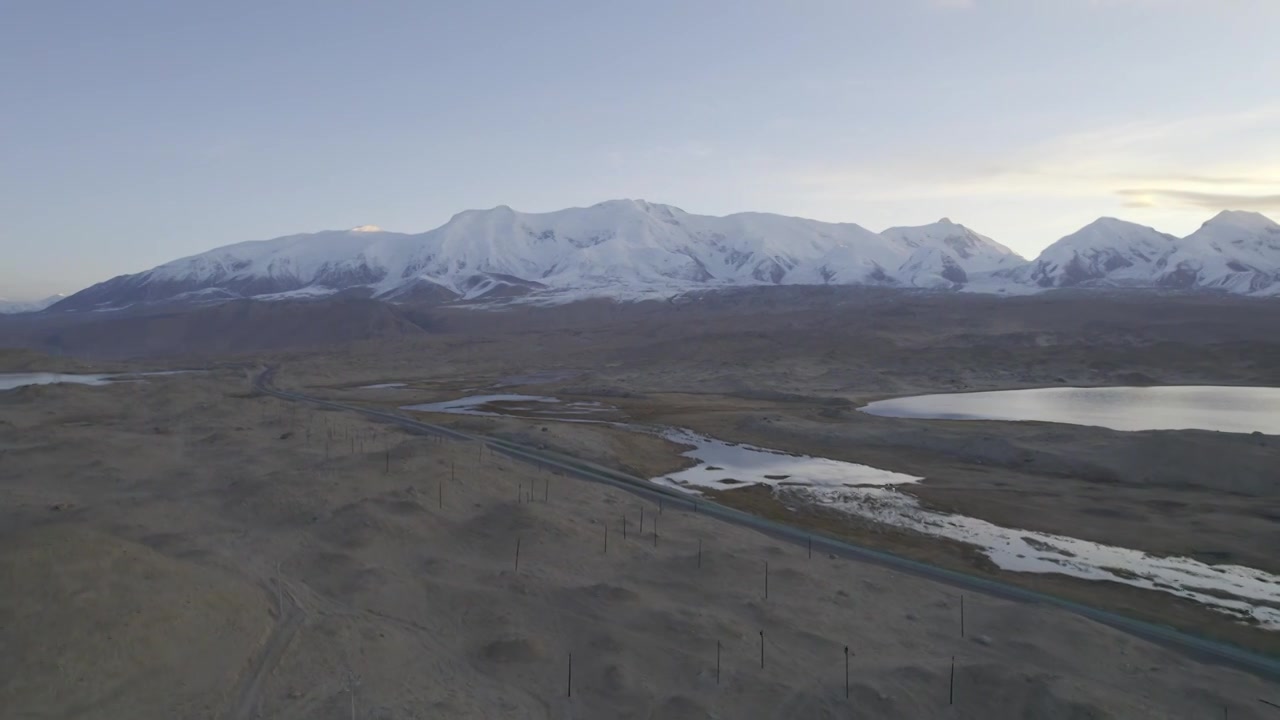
[2, 369, 1278, 718]
[4, 290, 1280, 717]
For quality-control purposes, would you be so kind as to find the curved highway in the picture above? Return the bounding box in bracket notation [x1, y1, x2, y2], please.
[255, 368, 1280, 681]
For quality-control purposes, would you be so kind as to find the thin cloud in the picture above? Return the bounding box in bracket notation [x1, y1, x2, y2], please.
[1116, 189, 1280, 212]
[766, 103, 1280, 256]
[785, 104, 1280, 200]
[938, 106, 1280, 201]
[1160, 174, 1280, 187]
[1122, 199, 1155, 209]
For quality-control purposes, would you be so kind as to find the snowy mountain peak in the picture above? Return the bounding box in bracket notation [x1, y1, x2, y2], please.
[881, 219, 1023, 287]
[1201, 210, 1279, 232]
[1015, 212, 1280, 295]
[1020, 218, 1177, 288]
[1084, 216, 1137, 228]
[446, 204, 520, 223]
[1059, 217, 1172, 246]
[1186, 210, 1280, 251]
[1164, 209, 1280, 293]
[591, 198, 669, 212]
[0, 293, 66, 314]
[350, 225, 383, 233]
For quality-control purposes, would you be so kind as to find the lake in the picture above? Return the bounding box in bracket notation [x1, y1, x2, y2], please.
[859, 385, 1280, 435]
[0, 372, 118, 390]
[0, 371, 198, 392]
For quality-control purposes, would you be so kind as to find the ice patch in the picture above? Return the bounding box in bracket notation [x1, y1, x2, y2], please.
[654, 428, 919, 489]
[653, 428, 1280, 629]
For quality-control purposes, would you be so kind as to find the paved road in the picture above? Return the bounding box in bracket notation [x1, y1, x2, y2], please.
[254, 368, 1280, 681]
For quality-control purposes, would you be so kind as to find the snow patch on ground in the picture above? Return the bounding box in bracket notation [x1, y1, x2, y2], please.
[651, 426, 1280, 628]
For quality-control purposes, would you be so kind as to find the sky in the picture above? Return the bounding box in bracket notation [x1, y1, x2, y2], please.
[2, 0, 1279, 299]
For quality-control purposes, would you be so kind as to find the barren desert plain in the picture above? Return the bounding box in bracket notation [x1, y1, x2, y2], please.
[3, 288, 1279, 718]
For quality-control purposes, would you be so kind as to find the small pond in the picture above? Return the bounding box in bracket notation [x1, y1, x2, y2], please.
[403, 394, 618, 422]
[860, 385, 1280, 435]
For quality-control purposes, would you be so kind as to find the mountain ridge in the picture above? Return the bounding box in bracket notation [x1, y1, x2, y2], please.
[44, 202, 1280, 311]
[0, 294, 67, 315]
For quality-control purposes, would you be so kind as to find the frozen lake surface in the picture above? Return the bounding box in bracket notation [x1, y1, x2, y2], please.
[860, 385, 1280, 435]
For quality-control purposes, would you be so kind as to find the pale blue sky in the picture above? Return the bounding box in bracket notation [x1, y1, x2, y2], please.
[3, 0, 1278, 298]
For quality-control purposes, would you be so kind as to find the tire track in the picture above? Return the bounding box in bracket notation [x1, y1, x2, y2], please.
[227, 580, 305, 720]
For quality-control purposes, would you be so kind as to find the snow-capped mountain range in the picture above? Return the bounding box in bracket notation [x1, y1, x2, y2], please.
[1009, 211, 1280, 294]
[45, 202, 1280, 312]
